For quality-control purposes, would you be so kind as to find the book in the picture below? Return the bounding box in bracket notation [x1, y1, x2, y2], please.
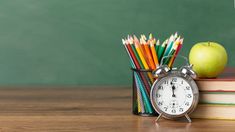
[196, 68, 235, 92]
[200, 92, 235, 105]
[191, 104, 235, 120]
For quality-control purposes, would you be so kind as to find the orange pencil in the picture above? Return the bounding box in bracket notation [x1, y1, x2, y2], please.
[140, 35, 147, 57]
[150, 39, 159, 68]
[142, 36, 155, 69]
[140, 36, 151, 68]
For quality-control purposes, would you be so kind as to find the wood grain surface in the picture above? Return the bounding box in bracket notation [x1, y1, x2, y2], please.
[0, 87, 234, 132]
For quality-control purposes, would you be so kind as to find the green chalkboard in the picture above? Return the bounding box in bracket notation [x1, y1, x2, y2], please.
[0, 0, 234, 86]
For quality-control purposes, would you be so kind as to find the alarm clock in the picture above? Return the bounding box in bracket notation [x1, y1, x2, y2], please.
[150, 55, 199, 123]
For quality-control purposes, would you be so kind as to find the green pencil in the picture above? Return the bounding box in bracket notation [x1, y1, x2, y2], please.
[155, 39, 160, 54]
[162, 35, 174, 58]
[157, 39, 168, 61]
[163, 44, 177, 65]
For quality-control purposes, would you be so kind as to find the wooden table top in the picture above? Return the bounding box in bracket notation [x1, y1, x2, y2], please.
[0, 87, 234, 132]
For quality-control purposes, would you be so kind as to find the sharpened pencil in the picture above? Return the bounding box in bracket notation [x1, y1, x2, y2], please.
[158, 39, 168, 61]
[155, 39, 160, 54]
[150, 39, 159, 68]
[169, 38, 183, 67]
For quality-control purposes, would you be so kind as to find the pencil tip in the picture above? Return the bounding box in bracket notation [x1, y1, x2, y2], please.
[133, 35, 138, 40]
[157, 39, 160, 44]
[142, 35, 147, 41]
[122, 39, 126, 45]
[149, 33, 153, 40]
[133, 35, 140, 44]
[150, 38, 156, 45]
[174, 32, 178, 37]
[169, 35, 174, 41]
[180, 38, 184, 44]
[176, 37, 180, 41]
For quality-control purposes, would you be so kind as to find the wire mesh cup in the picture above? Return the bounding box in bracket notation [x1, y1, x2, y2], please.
[131, 68, 158, 116]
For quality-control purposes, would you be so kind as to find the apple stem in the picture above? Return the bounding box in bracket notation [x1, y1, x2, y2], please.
[208, 41, 210, 46]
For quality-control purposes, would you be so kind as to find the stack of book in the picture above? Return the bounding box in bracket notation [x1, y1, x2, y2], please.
[191, 68, 235, 120]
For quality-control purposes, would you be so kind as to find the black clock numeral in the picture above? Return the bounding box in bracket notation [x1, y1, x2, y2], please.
[187, 94, 192, 98]
[156, 94, 161, 98]
[186, 86, 190, 90]
[185, 102, 190, 106]
[164, 107, 168, 111]
[172, 109, 176, 113]
[181, 80, 184, 84]
[158, 86, 163, 90]
[172, 78, 177, 82]
[179, 108, 184, 112]
[164, 80, 168, 84]
[158, 101, 163, 106]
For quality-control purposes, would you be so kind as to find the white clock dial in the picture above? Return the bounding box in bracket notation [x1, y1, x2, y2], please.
[154, 76, 193, 115]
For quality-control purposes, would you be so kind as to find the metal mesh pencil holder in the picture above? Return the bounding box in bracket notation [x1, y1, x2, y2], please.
[131, 68, 158, 116]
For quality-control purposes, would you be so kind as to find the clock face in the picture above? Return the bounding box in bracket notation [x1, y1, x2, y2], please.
[153, 76, 194, 116]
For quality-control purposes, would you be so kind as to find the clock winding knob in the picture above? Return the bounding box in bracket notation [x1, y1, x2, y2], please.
[153, 65, 170, 77]
[180, 64, 197, 79]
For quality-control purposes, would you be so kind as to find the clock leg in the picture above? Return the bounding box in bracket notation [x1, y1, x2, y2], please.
[185, 114, 192, 123]
[155, 113, 163, 123]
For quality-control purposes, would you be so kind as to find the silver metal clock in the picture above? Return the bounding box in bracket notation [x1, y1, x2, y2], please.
[150, 56, 199, 123]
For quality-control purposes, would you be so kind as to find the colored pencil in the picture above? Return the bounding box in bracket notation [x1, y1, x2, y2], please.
[122, 39, 136, 68]
[125, 40, 141, 69]
[169, 38, 183, 67]
[168, 37, 181, 67]
[139, 35, 148, 62]
[140, 37, 150, 68]
[143, 39, 155, 69]
[150, 39, 159, 68]
[135, 77, 144, 113]
[155, 39, 160, 54]
[157, 39, 168, 61]
[174, 32, 178, 39]
[162, 35, 174, 57]
[164, 44, 177, 65]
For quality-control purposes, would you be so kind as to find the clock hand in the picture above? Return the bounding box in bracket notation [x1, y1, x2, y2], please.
[172, 85, 176, 97]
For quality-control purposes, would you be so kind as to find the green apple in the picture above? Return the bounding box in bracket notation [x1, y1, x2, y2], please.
[189, 42, 227, 78]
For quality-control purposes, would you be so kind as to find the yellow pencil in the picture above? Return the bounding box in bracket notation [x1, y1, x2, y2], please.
[140, 35, 151, 67]
[137, 94, 141, 113]
[134, 35, 146, 59]
[134, 37, 149, 69]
